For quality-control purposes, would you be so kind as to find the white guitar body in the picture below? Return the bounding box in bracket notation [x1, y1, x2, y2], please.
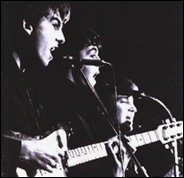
[4, 128, 67, 177]
[17, 164, 66, 177]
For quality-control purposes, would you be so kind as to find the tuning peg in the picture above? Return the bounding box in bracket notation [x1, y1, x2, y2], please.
[165, 119, 171, 124]
[161, 120, 165, 124]
[170, 148, 174, 154]
[178, 139, 183, 145]
[165, 143, 174, 154]
[171, 118, 177, 122]
[172, 141, 177, 147]
[165, 144, 170, 149]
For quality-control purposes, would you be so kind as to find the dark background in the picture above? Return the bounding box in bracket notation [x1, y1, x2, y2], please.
[1, 1, 183, 120]
[66, 1, 183, 122]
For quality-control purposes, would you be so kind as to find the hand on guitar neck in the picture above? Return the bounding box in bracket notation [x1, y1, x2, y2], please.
[107, 136, 137, 177]
[18, 129, 68, 177]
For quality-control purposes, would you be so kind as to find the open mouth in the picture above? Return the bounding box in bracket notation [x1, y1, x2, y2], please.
[93, 73, 99, 79]
[125, 120, 132, 125]
[93, 74, 97, 79]
[50, 47, 56, 52]
[126, 116, 134, 123]
[49, 47, 58, 60]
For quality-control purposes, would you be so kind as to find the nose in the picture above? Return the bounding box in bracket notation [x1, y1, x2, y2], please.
[56, 30, 65, 45]
[96, 55, 103, 70]
[129, 104, 137, 113]
[96, 54, 101, 60]
[96, 67, 100, 75]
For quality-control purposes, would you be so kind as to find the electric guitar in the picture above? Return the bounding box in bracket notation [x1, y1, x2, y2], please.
[13, 121, 183, 177]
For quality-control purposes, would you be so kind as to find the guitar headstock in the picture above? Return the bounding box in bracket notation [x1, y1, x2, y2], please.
[157, 121, 183, 144]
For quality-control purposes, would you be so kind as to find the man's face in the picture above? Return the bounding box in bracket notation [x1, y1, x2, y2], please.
[80, 45, 101, 87]
[117, 95, 137, 134]
[32, 9, 66, 67]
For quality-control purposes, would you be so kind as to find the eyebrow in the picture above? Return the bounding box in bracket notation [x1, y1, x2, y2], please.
[87, 47, 97, 55]
[50, 17, 62, 27]
[117, 95, 128, 99]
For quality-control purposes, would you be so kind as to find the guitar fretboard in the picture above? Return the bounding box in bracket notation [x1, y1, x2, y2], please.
[67, 141, 108, 167]
[66, 130, 160, 167]
[128, 130, 159, 147]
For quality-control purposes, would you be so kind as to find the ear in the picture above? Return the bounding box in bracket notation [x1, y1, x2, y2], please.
[23, 19, 33, 35]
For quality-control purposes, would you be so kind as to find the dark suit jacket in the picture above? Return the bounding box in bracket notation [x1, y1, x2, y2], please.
[1, 58, 47, 177]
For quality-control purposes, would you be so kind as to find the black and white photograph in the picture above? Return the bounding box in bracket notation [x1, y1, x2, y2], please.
[1, 1, 183, 177]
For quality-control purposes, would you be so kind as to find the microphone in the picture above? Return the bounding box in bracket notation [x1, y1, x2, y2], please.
[62, 56, 111, 66]
[132, 90, 174, 120]
[132, 90, 147, 99]
[80, 59, 110, 66]
[132, 90, 164, 101]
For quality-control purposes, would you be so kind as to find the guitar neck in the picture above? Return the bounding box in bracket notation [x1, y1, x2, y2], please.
[66, 129, 160, 167]
[67, 141, 108, 167]
[128, 129, 160, 148]
[65, 121, 183, 168]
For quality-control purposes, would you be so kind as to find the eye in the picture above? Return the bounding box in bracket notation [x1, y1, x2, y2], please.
[119, 98, 129, 104]
[52, 19, 61, 30]
[90, 55, 97, 59]
[89, 52, 98, 59]
[53, 23, 60, 30]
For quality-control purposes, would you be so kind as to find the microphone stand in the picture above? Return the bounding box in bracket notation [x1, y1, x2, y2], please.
[73, 63, 150, 177]
[140, 95, 180, 177]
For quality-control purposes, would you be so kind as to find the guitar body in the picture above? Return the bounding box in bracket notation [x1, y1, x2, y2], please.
[16, 164, 66, 177]
[3, 128, 68, 177]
